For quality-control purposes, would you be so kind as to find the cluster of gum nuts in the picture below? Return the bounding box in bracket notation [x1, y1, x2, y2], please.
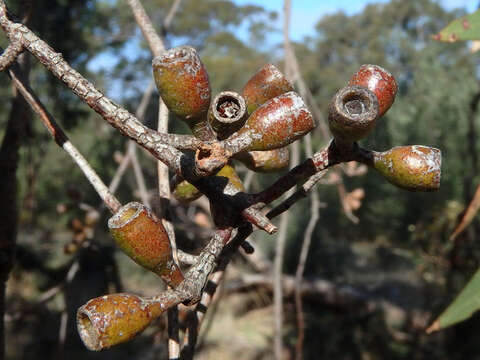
[75, 46, 441, 351]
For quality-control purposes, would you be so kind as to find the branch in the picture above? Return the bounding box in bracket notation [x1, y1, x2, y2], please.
[0, 4, 202, 174]
[266, 170, 327, 219]
[181, 225, 251, 359]
[163, 0, 182, 31]
[0, 39, 23, 71]
[274, 2, 293, 357]
[6, 63, 122, 213]
[124, 1, 182, 355]
[294, 133, 320, 360]
[126, 0, 165, 57]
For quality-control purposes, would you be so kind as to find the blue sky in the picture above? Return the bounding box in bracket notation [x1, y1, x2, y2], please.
[233, 0, 477, 41]
[87, 0, 479, 98]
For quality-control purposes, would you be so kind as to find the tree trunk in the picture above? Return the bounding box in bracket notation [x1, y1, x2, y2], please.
[0, 55, 31, 360]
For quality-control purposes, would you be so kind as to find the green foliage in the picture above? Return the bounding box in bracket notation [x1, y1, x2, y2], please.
[433, 9, 480, 42]
[429, 268, 480, 332]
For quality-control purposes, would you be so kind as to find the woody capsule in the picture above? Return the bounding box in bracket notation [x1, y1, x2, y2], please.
[222, 91, 315, 154]
[152, 46, 213, 140]
[108, 202, 184, 288]
[328, 65, 441, 192]
[370, 145, 441, 191]
[234, 63, 293, 172]
[77, 291, 181, 351]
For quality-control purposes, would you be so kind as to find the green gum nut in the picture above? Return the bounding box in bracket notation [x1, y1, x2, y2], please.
[152, 46, 211, 125]
[77, 292, 178, 351]
[372, 145, 441, 191]
[173, 180, 202, 203]
[216, 163, 245, 191]
[173, 163, 244, 203]
[108, 202, 184, 287]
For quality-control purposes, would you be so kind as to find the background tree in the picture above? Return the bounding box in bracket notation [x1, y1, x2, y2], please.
[0, 0, 479, 359]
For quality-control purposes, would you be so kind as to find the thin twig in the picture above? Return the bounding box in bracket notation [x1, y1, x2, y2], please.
[274, 2, 295, 356]
[0, 40, 23, 71]
[125, 0, 181, 356]
[163, 0, 182, 30]
[0, 3, 202, 173]
[281, 7, 358, 224]
[130, 81, 155, 208]
[7, 64, 121, 213]
[126, 0, 165, 57]
[157, 99, 175, 253]
[181, 226, 249, 359]
[177, 249, 198, 265]
[294, 134, 320, 360]
[266, 170, 327, 219]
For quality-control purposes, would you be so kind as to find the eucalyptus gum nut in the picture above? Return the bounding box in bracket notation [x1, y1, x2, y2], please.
[77, 293, 177, 351]
[208, 91, 247, 140]
[173, 164, 244, 203]
[235, 147, 290, 172]
[242, 63, 294, 114]
[372, 145, 441, 191]
[224, 91, 315, 152]
[152, 46, 211, 122]
[208, 164, 245, 228]
[216, 163, 245, 192]
[328, 85, 379, 143]
[349, 64, 398, 117]
[173, 180, 202, 203]
[108, 202, 184, 287]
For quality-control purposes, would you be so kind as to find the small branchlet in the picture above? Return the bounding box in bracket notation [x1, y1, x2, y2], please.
[108, 202, 184, 287]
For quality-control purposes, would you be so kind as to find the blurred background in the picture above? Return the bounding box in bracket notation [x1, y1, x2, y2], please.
[1, 0, 480, 358]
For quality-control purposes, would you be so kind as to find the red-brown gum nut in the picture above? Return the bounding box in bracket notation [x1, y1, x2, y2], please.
[235, 147, 290, 172]
[372, 145, 441, 191]
[208, 91, 247, 139]
[108, 202, 184, 287]
[77, 293, 164, 351]
[328, 85, 379, 142]
[349, 64, 398, 117]
[152, 46, 211, 122]
[242, 63, 294, 115]
[226, 91, 315, 152]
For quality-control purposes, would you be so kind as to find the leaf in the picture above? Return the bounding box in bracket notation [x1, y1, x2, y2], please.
[432, 10, 480, 42]
[427, 268, 480, 333]
[450, 183, 480, 241]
